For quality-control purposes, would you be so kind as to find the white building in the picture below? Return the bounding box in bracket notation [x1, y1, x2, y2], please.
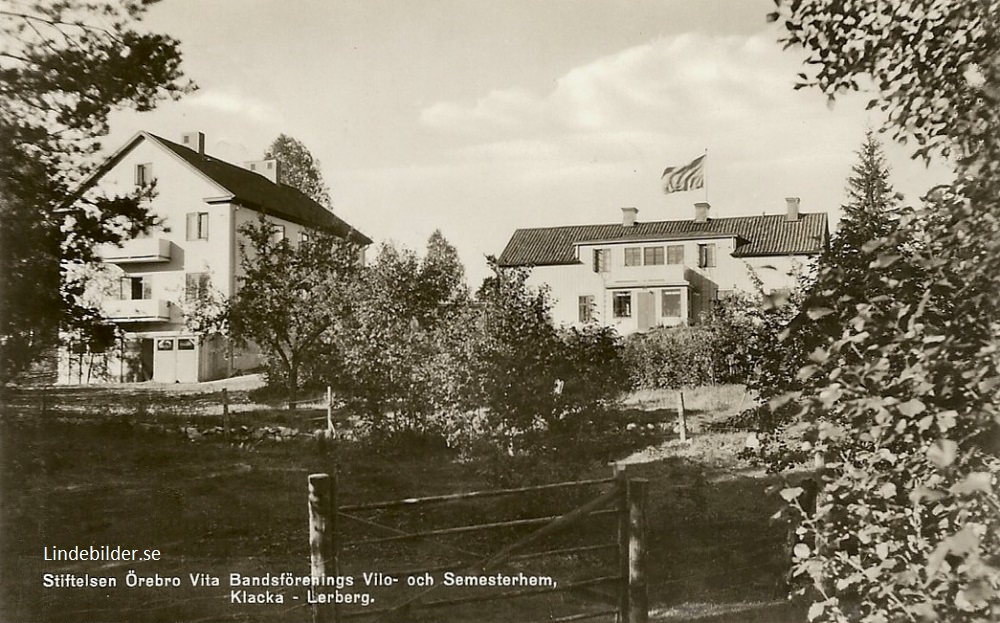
[59, 131, 371, 384]
[497, 200, 828, 336]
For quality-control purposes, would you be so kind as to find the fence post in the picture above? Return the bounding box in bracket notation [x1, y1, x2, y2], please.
[221, 388, 230, 441]
[627, 478, 649, 623]
[326, 386, 334, 436]
[613, 463, 629, 623]
[676, 391, 688, 442]
[309, 473, 336, 623]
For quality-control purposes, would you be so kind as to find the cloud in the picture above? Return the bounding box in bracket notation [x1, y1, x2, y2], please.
[184, 89, 282, 124]
[419, 32, 830, 163]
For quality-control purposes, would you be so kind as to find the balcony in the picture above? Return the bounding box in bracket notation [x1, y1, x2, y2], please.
[97, 238, 171, 263]
[102, 299, 171, 323]
[603, 263, 688, 288]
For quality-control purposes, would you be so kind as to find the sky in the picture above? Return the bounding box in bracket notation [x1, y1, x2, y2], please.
[105, 0, 954, 287]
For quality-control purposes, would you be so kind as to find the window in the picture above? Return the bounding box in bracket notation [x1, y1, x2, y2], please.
[578, 295, 594, 322]
[185, 273, 210, 303]
[666, 245, 684, 264]
[613, 292, 632, 318]
[624, 247, 641, 267]
[134, 163, 152, 186]
[177, 338, 196, 351]
[643, 246, 664, 265]
[186, 212, 209, 241]
[270, 224, 285, 243]
[697, 243, 716, 268]
[661, 289, 682, 317]
[298, 230, 311, 246]
[156, 339, 174, 351]
[121, 276, 151, 300]
[592, 249, 609, 273]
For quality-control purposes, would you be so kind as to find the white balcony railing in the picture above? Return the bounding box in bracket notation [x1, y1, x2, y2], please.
[97, 238, 171, 263]
[603, 263, 688, 288]
[102, 299, 171, 322]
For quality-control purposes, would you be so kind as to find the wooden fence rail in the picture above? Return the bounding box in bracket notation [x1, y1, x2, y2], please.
[307, 466, 648, 623]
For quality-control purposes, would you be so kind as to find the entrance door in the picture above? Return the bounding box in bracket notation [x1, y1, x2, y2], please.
[637, 291, 655, 331]
[139, 339, 154, 381]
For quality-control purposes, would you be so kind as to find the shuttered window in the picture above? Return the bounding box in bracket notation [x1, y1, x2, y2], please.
[697, 243, 716, 268]
[135, 163, 151, 186]
[121, 276, 151, 300]
[592, 249, 609, 273]
[186, 212, 209, 240]
[666, 245, 684, 264]
[624, 247, 641, 267]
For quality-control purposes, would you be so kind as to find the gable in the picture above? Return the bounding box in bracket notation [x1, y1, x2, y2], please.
[62, 132, 372, 246]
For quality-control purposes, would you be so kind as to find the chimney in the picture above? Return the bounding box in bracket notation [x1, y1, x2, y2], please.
[785, 197, 801, 222]
[694, 202, 710, 223]
[181, 131, 205, 155]
[621, 207, 638, 227]
[245, 159, 281, 184]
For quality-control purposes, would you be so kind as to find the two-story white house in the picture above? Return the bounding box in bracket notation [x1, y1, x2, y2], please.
[497, 200, 828, 336]
[58, 131, 371, 385]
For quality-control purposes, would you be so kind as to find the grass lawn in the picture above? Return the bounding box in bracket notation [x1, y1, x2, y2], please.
[0, 383, 804, 623]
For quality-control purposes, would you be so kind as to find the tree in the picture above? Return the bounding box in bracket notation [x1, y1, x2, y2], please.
[472, 258, 563, 438]
[825, 131, 905, 289]
[332, 233, 473, 427]
[263, 134, 332, 207]
[745, 131, 921, 463]
[423, 229, 469, 313]
[227, 217, 362, 398]
[470, 259, 628, 461]
[763, 1, 1000, 620]
[0, 1, 192, 382]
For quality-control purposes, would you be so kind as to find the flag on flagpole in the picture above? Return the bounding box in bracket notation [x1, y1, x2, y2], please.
[661, 154, 706, 194]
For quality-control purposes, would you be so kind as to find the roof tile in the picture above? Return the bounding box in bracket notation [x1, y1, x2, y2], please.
[498, 213, 828, 266]
[149, 134, 372, 245]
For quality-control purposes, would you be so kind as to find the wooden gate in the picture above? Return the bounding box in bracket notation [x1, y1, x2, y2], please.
[307, 467, 648, 623]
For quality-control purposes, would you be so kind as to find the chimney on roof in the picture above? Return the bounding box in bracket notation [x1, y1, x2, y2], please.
[181, 131, 205, 155]
[622, 207, 638, 227]
[785, 197, 801, 222]
[694, 202, 710, 223]
[245, 159, 282, 185]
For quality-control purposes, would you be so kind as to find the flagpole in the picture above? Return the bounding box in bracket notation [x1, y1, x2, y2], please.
[704, 148, 709, 204]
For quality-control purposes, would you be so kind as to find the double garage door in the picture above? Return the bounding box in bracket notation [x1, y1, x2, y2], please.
[153, 337, 199, 383]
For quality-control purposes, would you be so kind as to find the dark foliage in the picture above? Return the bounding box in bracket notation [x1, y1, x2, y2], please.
[0, 1, 193, 382]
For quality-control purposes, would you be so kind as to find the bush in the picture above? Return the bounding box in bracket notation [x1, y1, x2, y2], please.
[624, 326, 718, 389]
[623, 292, 764, 391]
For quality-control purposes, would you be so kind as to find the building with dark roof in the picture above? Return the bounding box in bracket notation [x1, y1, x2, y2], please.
[58, 131, 371, 384]
[498, 200, 828, 335]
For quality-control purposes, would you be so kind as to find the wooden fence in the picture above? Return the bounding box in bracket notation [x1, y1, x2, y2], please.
[307, 466, 649, 623]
